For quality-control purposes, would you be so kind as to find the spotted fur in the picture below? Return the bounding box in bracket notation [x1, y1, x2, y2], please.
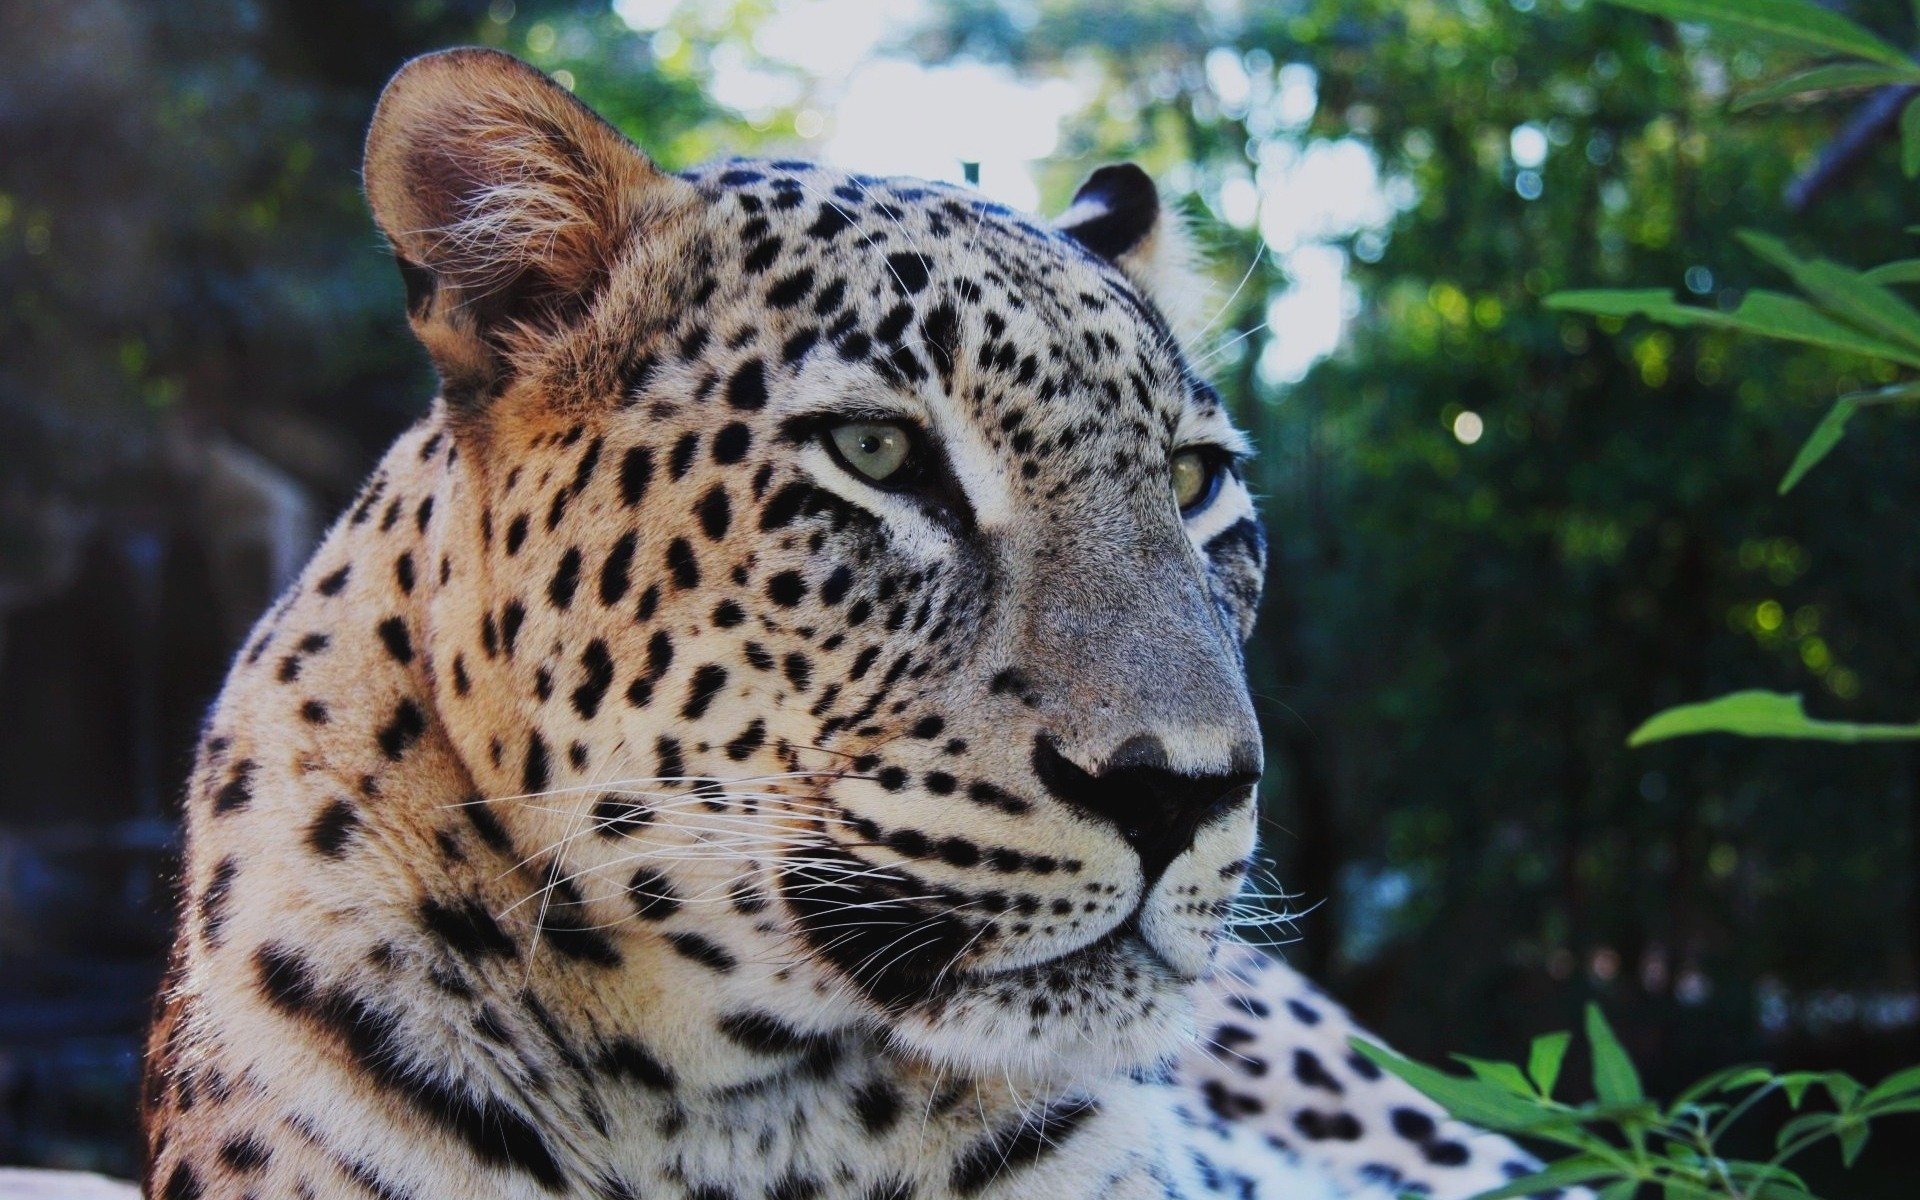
[141, 48, 1563, 1200]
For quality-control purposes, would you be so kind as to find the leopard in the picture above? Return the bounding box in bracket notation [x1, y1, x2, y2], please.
[138, 47, 1567, 1200]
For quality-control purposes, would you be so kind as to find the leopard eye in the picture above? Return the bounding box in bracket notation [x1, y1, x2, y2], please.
[826, 420, 916, 485]
[1171, 447, 1222, 514]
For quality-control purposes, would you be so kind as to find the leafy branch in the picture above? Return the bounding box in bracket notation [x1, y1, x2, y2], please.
[1353, 1007, 1920, 1200]
[1547, 0, 1920, 745]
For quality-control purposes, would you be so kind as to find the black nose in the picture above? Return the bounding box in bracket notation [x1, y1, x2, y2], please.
[1031, 732, 1259, 888]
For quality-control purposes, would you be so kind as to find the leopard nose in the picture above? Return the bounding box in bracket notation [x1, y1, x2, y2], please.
[1031, 732, 1259, 888]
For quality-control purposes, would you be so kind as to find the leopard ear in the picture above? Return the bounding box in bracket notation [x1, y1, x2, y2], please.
[1057, 163, 1208, 345]
[363, 47, 688, 409]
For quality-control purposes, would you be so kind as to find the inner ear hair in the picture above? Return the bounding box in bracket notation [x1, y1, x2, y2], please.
[362, 47, 683, 407]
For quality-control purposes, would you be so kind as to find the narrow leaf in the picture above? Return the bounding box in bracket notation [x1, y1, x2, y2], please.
[1349, 1039, 1547, 1130]
[1547, 288, 1920, 367]
[1465, 1157, 1619, 1200]
[1628, 691, 1920, 746]
[1779, 396, 1860, 493]
[1529, 1032, 1573, 1098]
[1598, 0, 1920, 70]
[1905, 94, 1920, 178]
[1838, 1121, 1870, 1166]
[1596, 1182, 1640, 1200]
[1864, 1063, 1920, 1103]
[1862, 258, 1920, 284]
[1737, 230, 1920, 354]
[1455, 1055, 1537, 1096]
[1734, 63, 1920, 111]
[1586, 1005, 1644, 1105]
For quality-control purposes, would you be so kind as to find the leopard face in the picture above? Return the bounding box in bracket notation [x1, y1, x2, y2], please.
[369, 49, 1268, 1085]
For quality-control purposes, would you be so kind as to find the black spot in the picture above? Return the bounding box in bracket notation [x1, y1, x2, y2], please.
[420, 897, 517, 962]
[1294, 1048, 1344, 1094]
[307, 799, 360, 858]
[768, 268, 814, 308]
[218, 1136, 271, 1173]
[697, 486, 731, 540]
[523, 731, 550, 795]
[505, 514, 530, 555]
[717, 1011, 817, 1056]
[666, 932, 738, 973]
[199, 856, 239, 946]
[853, 1079, 903, 1134]
[950, 1096, 1098, 1196]
[712, 421, 751, 464]
[316, 565, 351, 596]
[767, 571, 806, 606]
[1286, 998, 1322, 1025]
[1295, 1109, 1364, 1141]
[251, 945, 566, 1188]
[1390, 1107, 1436, 1142]
[395, 552, 416, 594]
[162, 1162, 202, 1200]
[759, 483, 811, 531]
[619, 447, 653, 507]
[549, 547, 582, 610]
[807, 204, 855, 241]
[820, 565, 853, 605]
[744, 237, 783, 273]
[724, 719, 766, 760]
[670, 432, 699, 479]
[628, 868, 681, 919]
[501, 601, 525, 656]
[465, 801, 514, 855]
[727, 358, 768, 411]
[1425, 1140, 1471, 1166]
[377, 616, 414, 664]
[601, 532, 636, 605]
[667, 539, 700, 590]
[712, 599, 746, 628]
[377, 699, 427, 760]
[572, 640, 615, 720]
[598, 1038, 675, 1090]
[213, 759, 256, 814]
[682, 664, 728, 720]
[885, 252, 931, 295]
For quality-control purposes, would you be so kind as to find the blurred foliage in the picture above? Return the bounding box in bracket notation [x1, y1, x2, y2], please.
[1, 0, 1917, 1183]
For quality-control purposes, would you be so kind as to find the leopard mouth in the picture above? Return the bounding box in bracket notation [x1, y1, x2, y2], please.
[780, 847, 1188, 1012]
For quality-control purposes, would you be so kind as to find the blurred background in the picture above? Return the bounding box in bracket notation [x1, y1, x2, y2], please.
[1, 0, 1916, 1187]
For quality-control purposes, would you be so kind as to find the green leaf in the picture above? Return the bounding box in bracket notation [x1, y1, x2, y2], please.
[1837, 1120, 1870, 1166]
[1779, 396, 1860, 493]
[1528, 1031, 1573, 1098]
[1737, 230, 1920, 354]
[1628, 691, 1920, 746]
[1597, 0, 1920, 70]
[1862, 258, 1920, 284]
[1463, 1157, 1620, 1200]
[1864, 1064, 1920, 1104]
[1734, 63, 1920, 111]
[1672, 1064, 1772, 1109]
[1546, 288, 1920, 367]
[1905, 95, 1920, 178]
[1455, 1055, 1538, 1096]
[1596, 1182, 1640, 1200]
[1349, 1038, 1549, 1130]
[1586, 1005, 1644, 1106]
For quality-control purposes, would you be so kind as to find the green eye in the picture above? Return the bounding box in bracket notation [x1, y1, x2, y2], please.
[1171, 448, 1221, 513]
[827, 420, 916, 484]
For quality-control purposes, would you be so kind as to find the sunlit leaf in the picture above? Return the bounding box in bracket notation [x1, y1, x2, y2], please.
[1598, 0, 1920, 70]
[1529, 1032, 1573, 1098]
[1738, 231, 1920, 353]
[1349, 1039, 1547, 1130]
[1546, 288, 1920, 367]
[1733, 63, 1920, 111]
[1586, 1005, 1644, 1106]
[1629, 691, 1920, 746]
